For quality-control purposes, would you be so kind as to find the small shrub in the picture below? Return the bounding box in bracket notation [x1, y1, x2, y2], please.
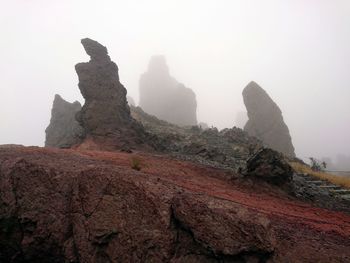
[309, 157, 326, 172]
[130, 157, 142, 171]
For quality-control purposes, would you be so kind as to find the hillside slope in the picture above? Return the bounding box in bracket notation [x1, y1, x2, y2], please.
[0, 146, 349, 262]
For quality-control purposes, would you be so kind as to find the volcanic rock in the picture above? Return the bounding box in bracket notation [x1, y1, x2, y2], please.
[130, 106, 262, 172]
[139, 55, 197, 126]
[245, 148, 293, 190]
[45, 94, 83, 148]
[0, 147, 349, 262]
[243, 81, 296, 157]
[75, 38, 150, 150]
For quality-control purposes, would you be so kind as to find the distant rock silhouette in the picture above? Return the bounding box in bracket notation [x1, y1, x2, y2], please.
[75, 38, 150, 150]
[45, 94, 83, 148]
[243, 81, 295, 157]
[139, 55, 197, 126]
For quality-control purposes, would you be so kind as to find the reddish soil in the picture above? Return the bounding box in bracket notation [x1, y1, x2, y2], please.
[0, 146, 349, 262]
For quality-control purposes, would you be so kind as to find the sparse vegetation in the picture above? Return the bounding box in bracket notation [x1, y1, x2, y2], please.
[130, 157, 142, 171]
[309, 157, 326, 172]
[290, 162, 350, 189]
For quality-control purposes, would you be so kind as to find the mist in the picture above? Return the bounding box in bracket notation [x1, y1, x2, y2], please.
[1, 0, 350, 166]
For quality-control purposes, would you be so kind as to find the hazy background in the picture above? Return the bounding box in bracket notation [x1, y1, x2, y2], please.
[1, 0, 349, 166]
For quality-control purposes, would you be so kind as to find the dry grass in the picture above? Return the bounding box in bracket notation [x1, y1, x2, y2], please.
[290, 162, 350, 189]
[130, 157, 142, 171]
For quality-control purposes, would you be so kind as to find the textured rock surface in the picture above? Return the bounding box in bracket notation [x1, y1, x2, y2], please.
[75, 38, 150, 150]
[131, 106, 262, 172]
[243, 81, 296, 157]
[139, 55, 197, 126]
[0, 146, 350, 262]
[245, 148, 293, 190]
[45, 94, 83, 148]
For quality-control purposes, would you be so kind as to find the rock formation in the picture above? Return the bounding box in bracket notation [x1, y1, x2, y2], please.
[75, 38, 149, 150]
[243, 81, 296, 157]
[45, 94, 83, 148]
[139, 55, 197, 126]
[131, 105, 262, 172]
[1, 146, 350, 262]
[245, 148, 293, 190]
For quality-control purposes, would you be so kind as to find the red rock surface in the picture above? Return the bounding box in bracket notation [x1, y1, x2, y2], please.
[0, 146, 349, 262]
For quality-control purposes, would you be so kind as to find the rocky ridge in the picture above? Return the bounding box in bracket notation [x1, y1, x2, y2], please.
[130, 106, 262, 172]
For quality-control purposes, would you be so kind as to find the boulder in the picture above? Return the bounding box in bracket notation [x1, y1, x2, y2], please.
[243, 81, 296, 157]
[245, 148, 293, 189]
[45, 94, 83, 148]
[139, 55, 197, 126]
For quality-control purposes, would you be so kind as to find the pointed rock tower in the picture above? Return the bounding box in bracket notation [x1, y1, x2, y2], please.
[139, 55, 197, 126]
[75, 38, 150, 150]
[242, 81, 296, 157]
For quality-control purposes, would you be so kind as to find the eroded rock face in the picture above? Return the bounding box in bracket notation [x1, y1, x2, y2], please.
[245, 148, 293, 190]
[45, 94, 83, 148]
[75, 38, 149, 150]
[139, 55, 197, 126]
[243, 81, 296, 157]
[1, 147, 349, 263]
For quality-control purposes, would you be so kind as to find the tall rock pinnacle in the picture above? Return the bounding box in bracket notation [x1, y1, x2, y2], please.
[139, 55, 197, 126]
[242, 81, 296, 157]
[75, 38, 148, 150]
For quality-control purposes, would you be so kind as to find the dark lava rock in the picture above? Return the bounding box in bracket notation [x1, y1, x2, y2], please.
[245, 148, 293, 189]
[45, 94, 83, 148]
[243, 81, 296, 157]
[139, 55, 197, 126]
[75, 38, 150, 150]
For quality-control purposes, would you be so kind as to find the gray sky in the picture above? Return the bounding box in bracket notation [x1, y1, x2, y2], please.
[1, 0, 349, 162]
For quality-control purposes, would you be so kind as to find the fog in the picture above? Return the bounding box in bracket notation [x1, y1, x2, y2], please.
[1, 0, 349, 166]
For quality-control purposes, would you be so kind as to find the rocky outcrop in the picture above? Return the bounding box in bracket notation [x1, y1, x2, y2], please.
[75, 38, 150, 150]
[45, 94, 83, 148]
[131, 105, 262, 172]
[139, 55, 197, 126]
[243, 81, 296, 157]
[1, 147, 349, 262]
